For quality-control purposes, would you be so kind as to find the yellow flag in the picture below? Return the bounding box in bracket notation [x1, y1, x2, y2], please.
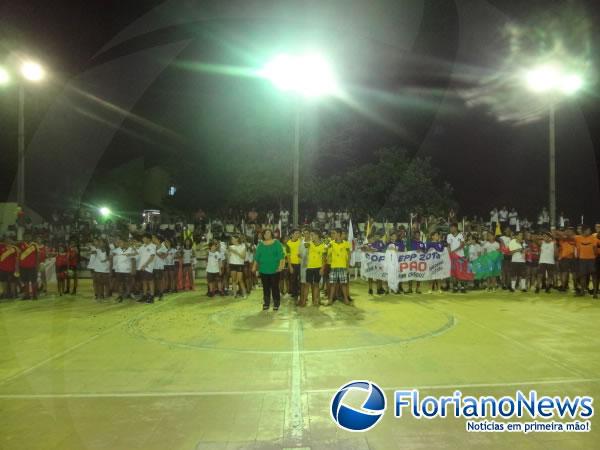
[495, 221, 501, 237]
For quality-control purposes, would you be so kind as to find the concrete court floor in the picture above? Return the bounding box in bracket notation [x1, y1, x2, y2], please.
[0, 279, 599, 450]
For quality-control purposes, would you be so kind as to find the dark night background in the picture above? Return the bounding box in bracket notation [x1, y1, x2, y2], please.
[0, 0, 599, 222]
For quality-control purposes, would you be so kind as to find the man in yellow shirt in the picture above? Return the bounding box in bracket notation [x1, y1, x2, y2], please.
[305, 230, 327, 306]
[287, 229, 302, 302]
[327, 229, 351, 305]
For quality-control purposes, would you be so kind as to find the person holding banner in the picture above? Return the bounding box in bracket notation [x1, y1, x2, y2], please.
[407, 231, 427, 294]
[427, 231, 445, 293]
[481, 232, 501, 291]
[363, 231, 386, 295]
[327, 229, 351, 306]
[447, 224, 467, 293]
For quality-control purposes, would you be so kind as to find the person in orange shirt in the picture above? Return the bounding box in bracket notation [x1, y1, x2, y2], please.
[557, 228, 577, 292]
[574, 225, 598, 298]
[18, 234, 39, 300]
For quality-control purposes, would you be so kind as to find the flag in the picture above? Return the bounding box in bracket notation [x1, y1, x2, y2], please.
[348, 218, 356, 266]
[450, 252, 474, 281]
[470, 251, 503, 280]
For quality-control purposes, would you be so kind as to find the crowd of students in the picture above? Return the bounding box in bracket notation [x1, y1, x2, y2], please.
[0, 218, 599, 307]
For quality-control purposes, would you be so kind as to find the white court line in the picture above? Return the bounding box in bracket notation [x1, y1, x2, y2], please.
[1, 378, 598, 399]
[0, 294, 185, 387]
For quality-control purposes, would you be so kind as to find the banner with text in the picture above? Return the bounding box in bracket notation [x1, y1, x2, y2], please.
[361, 249, 451, 282]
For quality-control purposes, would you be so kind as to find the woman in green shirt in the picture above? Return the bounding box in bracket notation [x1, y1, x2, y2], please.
[252, 229, 286, 311]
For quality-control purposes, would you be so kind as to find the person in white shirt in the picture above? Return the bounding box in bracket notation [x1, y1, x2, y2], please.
[94, 239, 112, 300]
[164, 240, 177, 293]
[538, 207, 550, 228]
[508, 208, 518, 230]
[87, 239, 99, 297]
[509, 232, 527, 292]
[499, 207, 509, 229]
[152, 235, 167, 300]
[490, 208, 499, 226]
[112, 238, 136, 301]
[228, 234, 247, 298]
[181, 238, 195, 291]
[538, 232, 557, 293]
[243, 236, 255, 293]
[447, 223, 466, 293]
[280, 209, 290, 226]
[498, 227, 513, 290]
[137, 233, 156, 303]
[206, 240, 223, 297]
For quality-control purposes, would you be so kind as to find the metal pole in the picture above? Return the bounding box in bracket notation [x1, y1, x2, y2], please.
[17, 84, 25, 207]
[549, 104, 556, 229]
[292, 103, 300, 226]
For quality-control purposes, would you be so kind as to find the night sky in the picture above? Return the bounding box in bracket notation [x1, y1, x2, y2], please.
[1, 0, 599, 222]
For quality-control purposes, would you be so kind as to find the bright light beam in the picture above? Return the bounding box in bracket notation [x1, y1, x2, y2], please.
[99, 207, 111, 217]
[261, 53, 339, 98]
[0, 67, 10, 85]
[20, 61, 45, 82]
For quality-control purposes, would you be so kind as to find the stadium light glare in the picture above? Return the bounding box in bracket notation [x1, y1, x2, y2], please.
[560, 73, 584, 95]
[20, 61, 45, 82]
[261, 53, 338, 97]
[525, 65, 561, 92]
[0, 67, 10, 85]
[99, 207, 111, 217]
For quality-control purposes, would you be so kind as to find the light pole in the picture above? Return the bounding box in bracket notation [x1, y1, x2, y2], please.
[261, 53, 338, 226]
[525, 64, 583, 228]
[0, 60, 46, 209]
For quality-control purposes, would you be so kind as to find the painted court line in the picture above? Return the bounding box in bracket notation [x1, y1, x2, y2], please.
[0, 294, 185, 386]
[1, 378, 598, 399]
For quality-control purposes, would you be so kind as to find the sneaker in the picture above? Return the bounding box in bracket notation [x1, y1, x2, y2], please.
[262, 305, 269, 310]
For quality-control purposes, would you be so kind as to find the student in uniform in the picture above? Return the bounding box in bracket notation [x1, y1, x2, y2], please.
[137, 233, 157, 303]
[164, 239, 177, 293]
[481, 231, 500, 291]
[94, 239, 112, 300]
[113, 238, 135, 302]
[447, 223, 467, 293]
[287, 229, 302, 302]
[509, 232, 527, 292]
[18, 234, 39, 300]
[538, 231, 557, 293]
[427, 231, 445, 293]
[228, 234, 247, 298]
[152, 234, 167, 300]
[0, 236, 19, 299]
[408, 230, 427, 294]
[87, 238, 99, 297]
[206, 240, 223, 297]
[327, 229, 351, 305]
[66, 241, 79, 295]
[524, 231, 540, 292]
[557, 228, 577, 292]
[574, 225, 599, 298]
[305, 230, 327, 306]
[54, 243, 69, 296]
[181, 238, 195, 291]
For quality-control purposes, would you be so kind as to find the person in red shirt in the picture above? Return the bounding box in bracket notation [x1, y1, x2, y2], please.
[524, 232, 540, 293]
[574, 225, 598, 298]
[0, 236, 20, 299]
[54, 243, 69, 296]
[67, 241, 79, 295]
[18, 234, 39, 300]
